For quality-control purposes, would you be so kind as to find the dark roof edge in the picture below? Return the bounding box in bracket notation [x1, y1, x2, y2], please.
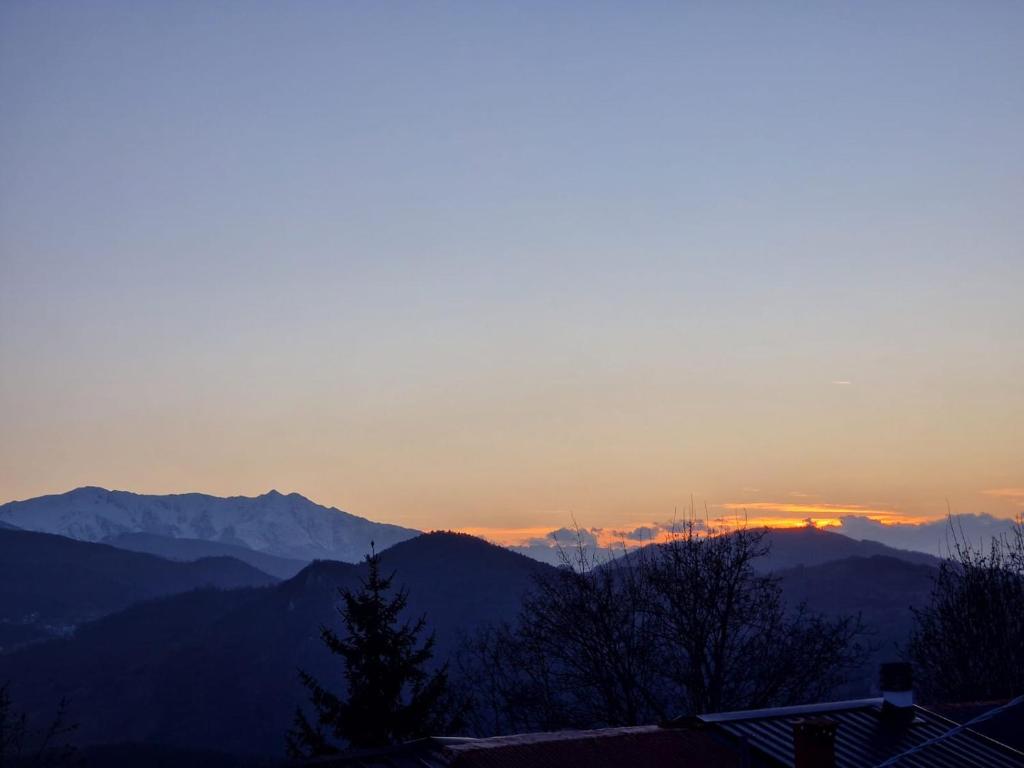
[697, 697, 883, 722]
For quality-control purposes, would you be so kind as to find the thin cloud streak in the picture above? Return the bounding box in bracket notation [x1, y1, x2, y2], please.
[982, 488, 1024, 500]
[720, 501, 906, 519]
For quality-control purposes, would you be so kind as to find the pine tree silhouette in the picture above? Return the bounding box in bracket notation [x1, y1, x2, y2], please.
[287, 543, 456, 757]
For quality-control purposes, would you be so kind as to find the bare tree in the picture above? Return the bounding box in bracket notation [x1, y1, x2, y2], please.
[909, 515, 1024, 703]
[649, 521, 866, 714]
[454, 622, 569, 736]
[518, 532, 668, 727]
[456, 529, 668, 734]
[457, 522, 867, 733]
[0, 683, 77, 768]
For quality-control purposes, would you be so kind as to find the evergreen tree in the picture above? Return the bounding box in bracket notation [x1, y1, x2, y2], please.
[287, 544, 456, 757]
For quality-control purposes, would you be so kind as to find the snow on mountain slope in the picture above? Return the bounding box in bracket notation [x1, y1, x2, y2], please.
[0, 487, 419, 563]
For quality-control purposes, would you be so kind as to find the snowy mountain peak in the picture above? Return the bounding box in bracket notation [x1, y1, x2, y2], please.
[0, 487, 420, 564]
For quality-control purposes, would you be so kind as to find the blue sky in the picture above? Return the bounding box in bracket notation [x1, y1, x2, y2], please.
[1, 2, 1022, 536]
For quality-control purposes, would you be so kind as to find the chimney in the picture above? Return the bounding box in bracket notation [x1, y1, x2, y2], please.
[879, 662, 915, 725]
[792, 717, 838, 768]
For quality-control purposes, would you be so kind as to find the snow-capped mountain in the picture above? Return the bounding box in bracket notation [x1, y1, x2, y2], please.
[0, 487, 419, 563]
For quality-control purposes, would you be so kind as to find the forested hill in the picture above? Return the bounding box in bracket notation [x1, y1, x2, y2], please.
[0, 532, 549, 756]
[0, 529, 942, 759]
[0, 527, 277, 650]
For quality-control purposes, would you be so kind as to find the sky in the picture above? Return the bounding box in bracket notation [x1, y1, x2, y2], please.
[1, 2, 1022, 544]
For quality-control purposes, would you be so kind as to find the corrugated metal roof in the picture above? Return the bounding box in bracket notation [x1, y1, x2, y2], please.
[314, 699, 1024, 768]
[699, 698, 1024, 768]
[442, 725, 743, 767]
[316, 726, 746, 767]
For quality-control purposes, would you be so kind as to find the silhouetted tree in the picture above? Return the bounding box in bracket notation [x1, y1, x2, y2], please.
[458, 522, 867, 733]
[457, 530, 666, 733]
[287, 545, 458, 758]
[909, 515, 1024, 702]
[649, 522, 866, 713]
[0, 683, 77, 767]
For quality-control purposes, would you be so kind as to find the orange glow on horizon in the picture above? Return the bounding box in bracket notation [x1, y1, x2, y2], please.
[719, 501, 918, 521]
[455, 525, 559, 544]
[456, 511, 950, 548]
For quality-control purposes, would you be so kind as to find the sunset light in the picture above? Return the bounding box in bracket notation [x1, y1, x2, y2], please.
[1, 3, 1022, 765]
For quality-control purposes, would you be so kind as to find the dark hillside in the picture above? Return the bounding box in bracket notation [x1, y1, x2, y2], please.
[103, 532, 308, 579]
[0, 528, 277, 650]
[0, 532, 552, 757]
[758, 527, 940, 571]
[612, 526, 938, 576]
[778, 554, 937, 695]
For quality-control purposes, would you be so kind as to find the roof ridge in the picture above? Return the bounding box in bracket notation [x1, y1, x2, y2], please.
[697, 697, 883, 722]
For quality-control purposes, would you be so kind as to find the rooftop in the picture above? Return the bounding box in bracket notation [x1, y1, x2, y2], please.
[316, 725, 743, 767]
[697, 697, 1024, 768]
[316, 696, 1024, 768]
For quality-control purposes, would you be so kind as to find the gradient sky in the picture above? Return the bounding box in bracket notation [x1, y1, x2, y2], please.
[1, 2, 1022, 541]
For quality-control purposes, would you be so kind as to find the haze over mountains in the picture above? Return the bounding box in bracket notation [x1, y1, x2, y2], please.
[102, 532, 308, 580]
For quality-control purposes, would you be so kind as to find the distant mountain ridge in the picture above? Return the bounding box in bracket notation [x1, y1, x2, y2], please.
[0, 487, 419, 563]
[0, 527, 277, 651]
[608, 525, 940, 574]
[102, 532, 308, 579]
[755, 526, 940, 570]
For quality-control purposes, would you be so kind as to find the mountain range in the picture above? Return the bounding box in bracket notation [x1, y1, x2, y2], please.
[0, 487, 943, 575]
[752, 525, 939, 570]
[0, 487, 949, 762]
[0, 487, 419, 563]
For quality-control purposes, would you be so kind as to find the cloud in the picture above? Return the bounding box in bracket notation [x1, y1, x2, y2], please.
[620, 525, 659, 541]
[607, 519, 706, 542]
[721, 501, 901, 518]
[504, 526, 608, 565]
[608, 525, 664, 542]
[544, 527, 599, 548]
[827, 513, 1018, 557]
[714, 500, 930, 533]
[982, 488, 1024, 502]
[472, 508, 1022, 566]
[506, 520, 697, 565]
[832, 380, 853, 385]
